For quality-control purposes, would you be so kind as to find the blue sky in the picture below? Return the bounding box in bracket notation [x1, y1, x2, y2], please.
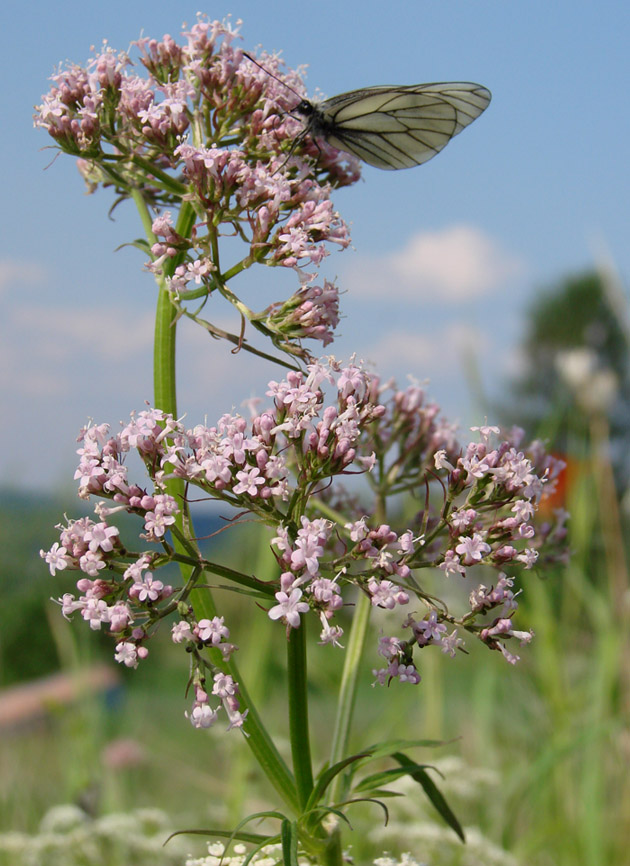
[1, 0, 629, 490]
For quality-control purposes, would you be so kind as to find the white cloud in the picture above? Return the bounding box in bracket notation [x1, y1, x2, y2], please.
[0, 304, 155, 402]
[0, 259, 46, 294]
[342, 225, 524, 303]
[10, 305, 154, 359]
[364, 323, 489, 376]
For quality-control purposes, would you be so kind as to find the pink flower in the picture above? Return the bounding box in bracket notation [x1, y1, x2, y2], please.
[367, 578, 409, 610]
[109, 602, 133, 632]
[186, 701, 218, 729]
[114, 641, 140, 668]
[197, 616, 230, 645]
[268, 589, 310, 628]
[455, 532, 491, 565]
[171, 621, 193, 643]
[413, 611, 447, 645]
[40, 543, 70, 575]
[129, 574, 164, 602]
[439, 550, 466, 577]
[84, 521, 119, 553]
[233, 466, 265, 496]
[81, 597, 110, 630]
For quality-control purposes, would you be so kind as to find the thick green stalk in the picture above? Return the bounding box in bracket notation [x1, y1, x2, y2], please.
[287, 624, 314, 810]
[154, 282, 178, 416]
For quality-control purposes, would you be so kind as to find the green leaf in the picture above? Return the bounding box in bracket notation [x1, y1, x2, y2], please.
[242, 834, 282, 866]
[347, 739, 447, 776]
[281, 819, 299, 866]
[231, 810, 288, 831]
[164, 828, 270, 846]
[214, 583, 276, 600]
[392, 752, 465, 843]
[342, 739, 450, 791]
[354, 764, 432, 793]
[355, 788, 404, 800]
[164, 811, 287, 851]
[299, 805, 352, 830]
[333, 796, 390, 825]
[360, 738, 449, 762]
[305, 752, 371, 812]
[117, 238, 152, 255]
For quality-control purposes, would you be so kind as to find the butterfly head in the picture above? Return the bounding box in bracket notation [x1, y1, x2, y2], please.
[293, 99, 316, 119]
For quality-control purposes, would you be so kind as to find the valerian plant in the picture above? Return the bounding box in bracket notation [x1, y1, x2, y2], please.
[35, 15, 568, 866]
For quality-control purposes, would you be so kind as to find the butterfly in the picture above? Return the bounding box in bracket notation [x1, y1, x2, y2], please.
[292, 83, 492, 170]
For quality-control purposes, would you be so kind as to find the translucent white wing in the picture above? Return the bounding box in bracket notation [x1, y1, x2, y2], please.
[305, 83, 491, 170]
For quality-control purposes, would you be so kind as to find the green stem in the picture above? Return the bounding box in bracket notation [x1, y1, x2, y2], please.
[321, 826, 344, 866]
[287, 624, 314, 810]
[322, 581, 373, 866]
[328, 492, 386, 808]
[191, 584, 299, 814]
[328, 591, 372, 804]
[152, 199, 197, 417]
[154, 282, 177, 416]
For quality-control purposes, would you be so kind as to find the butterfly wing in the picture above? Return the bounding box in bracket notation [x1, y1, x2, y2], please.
[316, 83, 491, 170]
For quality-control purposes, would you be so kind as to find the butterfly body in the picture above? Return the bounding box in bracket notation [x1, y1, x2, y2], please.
[293, 83, 492, 170]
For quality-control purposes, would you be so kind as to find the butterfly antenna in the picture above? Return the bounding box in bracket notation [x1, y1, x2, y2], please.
[271, 129, 310, 176]
[242, 51, 304, 103]
[242, 51, 311, 174]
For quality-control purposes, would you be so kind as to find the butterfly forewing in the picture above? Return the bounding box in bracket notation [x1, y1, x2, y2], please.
[302, 82, 491, 170]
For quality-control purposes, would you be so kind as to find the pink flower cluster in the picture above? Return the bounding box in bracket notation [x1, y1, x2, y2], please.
[259, 278, 340, 348]
[41, 359, 569, 712]
[186, 674, 247, 732]
[34, 16, 359, 356]
[434, 425, 566, 579]
[154, 361, 384, 510]
[176, 621, 246, 731]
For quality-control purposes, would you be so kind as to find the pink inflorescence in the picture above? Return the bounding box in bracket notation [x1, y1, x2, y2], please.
[34, 16, 360, 358]
[41, 360, 569, 725]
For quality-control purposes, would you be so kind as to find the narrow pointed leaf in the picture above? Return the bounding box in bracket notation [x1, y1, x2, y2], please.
[355, 788, 404, 799]
[345, 739, 449, 781]
[231, 810, 287, 834]
[392, 752, 465, 843]
[305, 752, 370, 811]
[242, 834, 282, 866]
[165, 810, 287, 850]
[368, 738, 449, 753]
[354, 764, 432, 793]
[300, 805, 352, 829]
[164, 828, 270, 845]
[334, 796, 390, 825]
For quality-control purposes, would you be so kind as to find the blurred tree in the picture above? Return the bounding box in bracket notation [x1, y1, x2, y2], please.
[498, 269, 630, 484]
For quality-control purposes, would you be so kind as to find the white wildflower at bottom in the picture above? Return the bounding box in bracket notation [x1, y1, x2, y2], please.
[184, 842, 301, 866]
[184, 842, 429, 866]
[374, 856, 428, 866]
[0, 805, 188, 866]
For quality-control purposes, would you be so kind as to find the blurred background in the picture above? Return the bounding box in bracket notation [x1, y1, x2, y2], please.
[1, 1, 629, 864]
